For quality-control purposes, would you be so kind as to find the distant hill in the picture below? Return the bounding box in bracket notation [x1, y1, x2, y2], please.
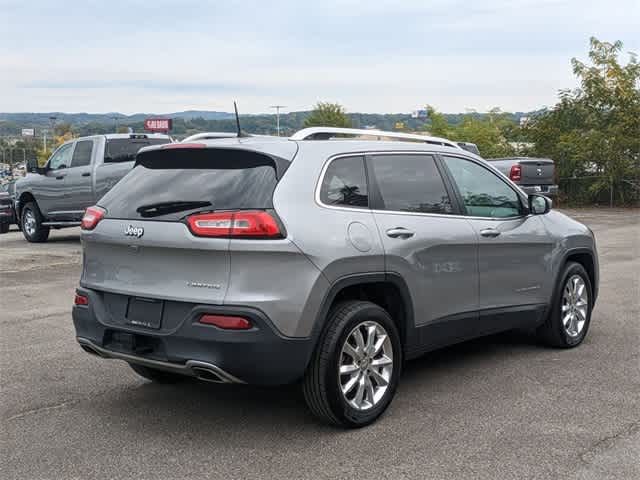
[0, 110, 534, 137]
[0, 110, 234, 126]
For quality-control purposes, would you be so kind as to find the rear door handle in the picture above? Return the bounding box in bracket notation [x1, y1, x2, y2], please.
[386, 227, 414, 239]
[55, 174, 65, 180]
[81, 172, 91, 177]
[480, 228, 501, 238]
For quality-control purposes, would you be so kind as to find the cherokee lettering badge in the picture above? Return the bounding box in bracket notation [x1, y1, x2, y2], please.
[125, 225, 144, 238]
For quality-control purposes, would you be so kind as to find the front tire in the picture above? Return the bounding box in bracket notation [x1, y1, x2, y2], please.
[303, 301, 402, 428]
[21, 202, 50, 243]
[0, 222, 9, 234]
[537, 262, 593, 348]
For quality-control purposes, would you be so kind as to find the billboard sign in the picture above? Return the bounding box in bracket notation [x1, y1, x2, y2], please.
[21, 128, 35, 137]
[144, 118, 172, 132]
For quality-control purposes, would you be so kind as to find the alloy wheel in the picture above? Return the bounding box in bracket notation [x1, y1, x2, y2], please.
[338, 321, 393, 411]
[562, 274, 589, 338]
[23, 210, 36, 236]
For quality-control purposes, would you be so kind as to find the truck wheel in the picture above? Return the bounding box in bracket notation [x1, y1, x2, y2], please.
[0, 222, 9, 234]
[537, 262, 593, 348]
[303, 301, 402, 428]
[128, 363, 185, 384]
[21, 202, 50, 243]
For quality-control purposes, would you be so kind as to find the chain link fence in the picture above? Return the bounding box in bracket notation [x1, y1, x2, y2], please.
[558, 176, 640, 207]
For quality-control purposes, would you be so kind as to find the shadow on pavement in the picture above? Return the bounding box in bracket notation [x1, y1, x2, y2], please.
[92, 330, 542, 435]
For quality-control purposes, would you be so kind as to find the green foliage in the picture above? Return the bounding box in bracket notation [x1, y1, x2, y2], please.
[303, 102, 352, 128]
[526, 37, 640, 205]
[425, 106, 517, 158]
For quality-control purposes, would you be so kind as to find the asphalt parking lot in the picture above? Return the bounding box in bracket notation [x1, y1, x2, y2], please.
[1, 209, 638, 480]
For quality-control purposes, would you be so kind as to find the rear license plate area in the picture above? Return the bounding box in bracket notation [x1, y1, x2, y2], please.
[126, 297, 163, 329]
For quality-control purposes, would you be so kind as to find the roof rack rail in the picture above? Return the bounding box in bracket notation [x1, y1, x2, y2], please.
[290, 127, 462, 149]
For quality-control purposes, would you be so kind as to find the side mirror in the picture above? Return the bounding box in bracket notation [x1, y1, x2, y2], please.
[528, 194, 552, 215]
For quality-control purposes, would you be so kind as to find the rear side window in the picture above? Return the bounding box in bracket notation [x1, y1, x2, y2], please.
[99, 148, 280, 221]
[104, 138, 171, 163]
[369, 154, 453, 214]
[71, 140, 93, 167]
[320, 156, 368, 208]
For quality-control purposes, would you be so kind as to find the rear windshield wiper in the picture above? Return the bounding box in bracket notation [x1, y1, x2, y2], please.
[136, 201, 212, 218]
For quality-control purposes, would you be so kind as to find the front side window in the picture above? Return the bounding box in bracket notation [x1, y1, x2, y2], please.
[319, 156, 368, 208]
[71, 140, 94, 167]
[442, 156, 522, 218]
[369, 154, 452, 214]
[48, 143, 74, 170]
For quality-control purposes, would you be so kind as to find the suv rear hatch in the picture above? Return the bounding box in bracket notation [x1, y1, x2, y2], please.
[80, 145, 290, 307]
[518, 158, 554, 185]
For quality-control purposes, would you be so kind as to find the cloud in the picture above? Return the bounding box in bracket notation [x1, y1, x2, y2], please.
[1, 0, 638, 113]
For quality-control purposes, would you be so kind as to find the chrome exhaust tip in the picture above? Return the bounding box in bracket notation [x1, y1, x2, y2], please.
[190, 366, 226, 383]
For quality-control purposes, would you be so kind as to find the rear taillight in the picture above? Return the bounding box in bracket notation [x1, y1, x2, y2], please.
[81, 206, 106, 231]
[509, 164, 522, 182]
[74, 293, 89, 306]
[199, 314, 252, 330]
[186, 211, 282, 238]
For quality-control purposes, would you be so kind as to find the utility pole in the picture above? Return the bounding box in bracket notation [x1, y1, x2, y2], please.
[111, 116, 119, 132]
[270, 105, 287, 136]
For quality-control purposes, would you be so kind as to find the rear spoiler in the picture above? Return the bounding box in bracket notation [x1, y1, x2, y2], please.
[134, 146, 291, 179]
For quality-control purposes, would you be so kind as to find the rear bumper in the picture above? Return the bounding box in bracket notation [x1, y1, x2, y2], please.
[72, 287, 314, 385]
[520, 184, 559, 196]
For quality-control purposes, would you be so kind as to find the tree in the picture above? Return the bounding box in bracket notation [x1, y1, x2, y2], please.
[425, 106, 516, 157]
[526, 37, 640, 205]
[303, 102, 352, 128]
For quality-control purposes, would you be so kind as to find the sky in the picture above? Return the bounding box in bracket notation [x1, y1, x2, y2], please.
[1, 0, 638, 115]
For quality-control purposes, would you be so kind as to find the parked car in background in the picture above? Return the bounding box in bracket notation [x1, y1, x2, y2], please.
[73, 127, 598, 428]
[456, 141, 481, 155]
[487, 157, 558, 196]
[0, 181, 17, 233]
[15, 133, 172, 242]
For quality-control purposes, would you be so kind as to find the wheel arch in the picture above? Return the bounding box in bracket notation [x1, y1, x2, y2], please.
[561, 248, 598, 305]
[310, 273, 415, 351]
[17, 191, 37, 219]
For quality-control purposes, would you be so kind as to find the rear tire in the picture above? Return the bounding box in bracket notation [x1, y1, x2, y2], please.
[303, 301, 402, 428]
[0, 222, 9, 234]
[128, 363, 185, 384]
[21, 202, 50, 243]
[537, 262, 593, 348]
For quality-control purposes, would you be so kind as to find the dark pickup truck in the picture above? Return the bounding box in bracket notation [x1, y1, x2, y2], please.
[15, 133, 171, 242]
[0, 181, 17, 233]
[487, 157, 559, 197]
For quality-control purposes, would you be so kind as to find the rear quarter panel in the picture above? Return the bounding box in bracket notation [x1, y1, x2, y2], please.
[272, 143, 386, 337]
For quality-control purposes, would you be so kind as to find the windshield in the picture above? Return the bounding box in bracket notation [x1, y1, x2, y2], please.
[105, 138, 170, 162]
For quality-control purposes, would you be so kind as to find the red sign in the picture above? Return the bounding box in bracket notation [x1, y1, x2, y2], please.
[144, 118, 172, 132]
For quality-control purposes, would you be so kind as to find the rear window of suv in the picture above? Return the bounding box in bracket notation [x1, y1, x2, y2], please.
[98, 148, 279, 221]
[104, 138, 171, 163]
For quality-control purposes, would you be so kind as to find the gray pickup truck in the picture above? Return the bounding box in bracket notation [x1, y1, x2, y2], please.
[486, 157, 559, 197]
[15, 133, 171, 242]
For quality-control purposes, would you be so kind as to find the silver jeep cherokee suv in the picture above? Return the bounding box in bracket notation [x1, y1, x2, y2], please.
[73, 128, 598, 427]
